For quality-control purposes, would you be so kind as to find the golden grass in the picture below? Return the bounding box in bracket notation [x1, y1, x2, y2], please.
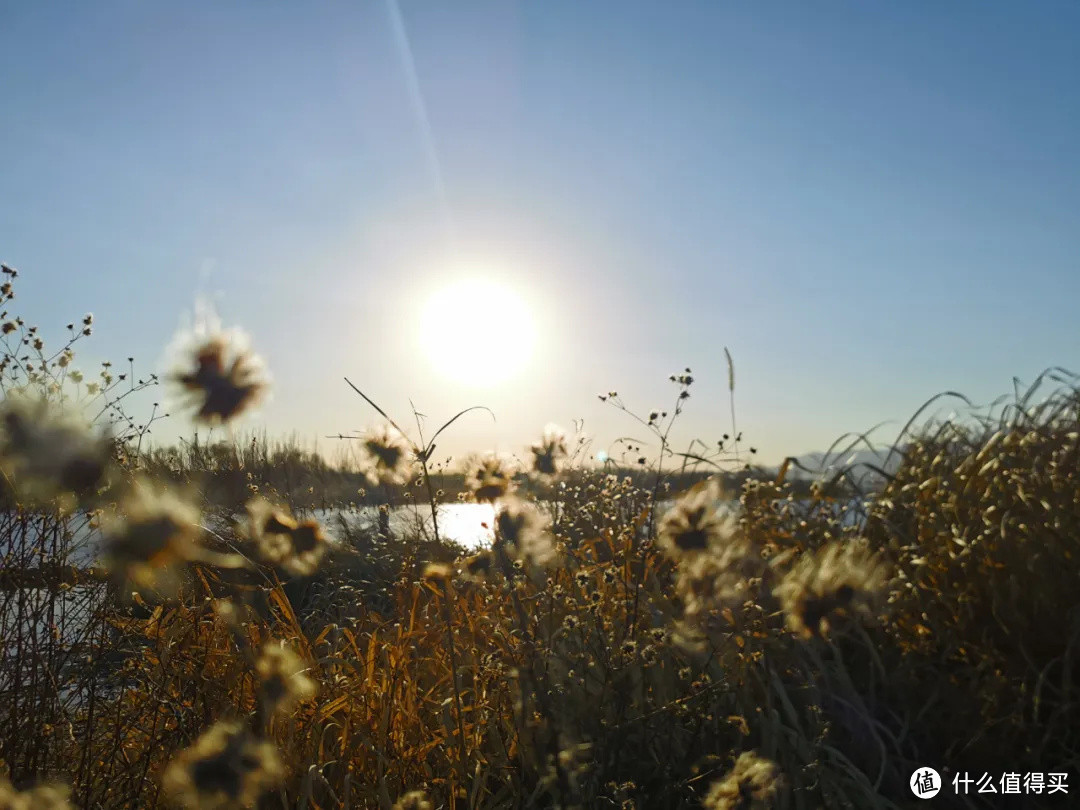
[0, 267, 1077, 808]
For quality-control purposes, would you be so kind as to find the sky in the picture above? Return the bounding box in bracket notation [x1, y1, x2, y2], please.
[1, 1, 1078, 471]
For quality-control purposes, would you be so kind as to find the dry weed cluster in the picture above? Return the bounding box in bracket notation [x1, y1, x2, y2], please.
[0, 264, 1077, 809]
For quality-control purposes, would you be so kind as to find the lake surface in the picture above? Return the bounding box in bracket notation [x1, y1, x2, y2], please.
[320, 503, 498, 549]
[1, 496, 866, 563]
[320, 498, 741, 550]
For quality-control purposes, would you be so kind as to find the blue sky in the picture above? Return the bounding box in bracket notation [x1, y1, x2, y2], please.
[2, 1, 1078, 468]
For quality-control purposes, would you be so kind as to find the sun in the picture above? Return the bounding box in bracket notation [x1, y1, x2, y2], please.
[419, 277, 537, 387]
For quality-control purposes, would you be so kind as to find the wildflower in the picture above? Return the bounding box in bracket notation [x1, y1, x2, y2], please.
[102, 479, 205, 597]
[243, 497, 327, 576]
[2, 322, 16, 335]
[162, 721, 285, 810]
[495, 496, 557, 567]
[530, 423, 569, 478]
[620, 639, 638, 656]
[657, 479, 730, 559]
[358, 423, 412, 485]
[465, 453, 515, 502]
[773, 540, 890, 640]
[0, 774, 72, 810]
[255, 643, 317, 717]
[0, 396, 112, 507]
[702, 751, 783, 809]
[168, 312, 268, 424]
[392, 791, 433, 810]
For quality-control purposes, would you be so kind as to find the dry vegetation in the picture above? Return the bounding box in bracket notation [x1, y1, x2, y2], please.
[0, 262, 1077, 809]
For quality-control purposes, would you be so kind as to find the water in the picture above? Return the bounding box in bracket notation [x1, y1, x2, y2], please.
[1, 496, 869, 569]
[318, 503, 497, 549]
[319, 498, 743, 550]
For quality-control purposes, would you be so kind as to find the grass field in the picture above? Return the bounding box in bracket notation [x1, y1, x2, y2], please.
[1, 264, 1077, 809]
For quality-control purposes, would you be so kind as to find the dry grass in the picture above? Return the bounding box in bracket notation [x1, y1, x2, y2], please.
[1, 264, 1078, 808]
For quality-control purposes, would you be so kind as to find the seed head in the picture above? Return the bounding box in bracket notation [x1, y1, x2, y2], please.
[359, 423, 413, 486]
[167, 308, 268, 425]
[495, 496, 557, 568]
[675, 541, 762, 624]
[465, 453, 515, 502]
[255, 643, 317, 717]
[0, 774, 72, 810]
[463, 551, 493, 579]
[162, 721, 285, 810]
[657, 479, 730, 559]
[773, 540, 890, 640]
[243, 497, 327, 576]
[703, 751, 783, 809]
[102, 480, 203, 597]
[392, 791, 433, 810]
[0, 395, 112, 508]
[530, 423, 569, 478]
[422, 562, 453, 582]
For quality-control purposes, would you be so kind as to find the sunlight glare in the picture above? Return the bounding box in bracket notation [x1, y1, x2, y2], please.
[419, 277, 537, 387]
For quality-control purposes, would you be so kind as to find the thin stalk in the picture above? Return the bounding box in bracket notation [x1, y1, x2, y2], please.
[438, 582, 470, 798]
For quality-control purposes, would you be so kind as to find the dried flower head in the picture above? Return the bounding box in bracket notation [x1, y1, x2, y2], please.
[243, 497, 327, 576]
[462, 550, 493, 579]
[0, 395, 112, 507]
[495, 496, 557, 568]
[657, 479, 731, 559]
[358, 423, 413, 486]
[0, 774, 72, 810]
[675, 540, 763, 624]
[702, 751, 783, 809]
[255, 643, 317, 717]
[392, 791, 433, 810]
[102, 479, 204, 597]
[422, 562, 453, 582]
[168, 307, 268, 425]
[465, 453, 515, 502]
[773, 540, 890, 640]
[162, 721, 285, 810]
[530, 423, 569, 478]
